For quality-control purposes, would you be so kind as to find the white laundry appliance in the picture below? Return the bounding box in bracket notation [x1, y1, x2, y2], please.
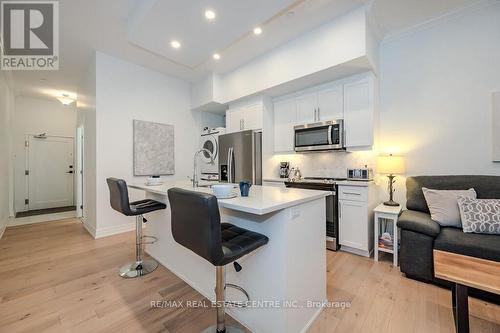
[200, 127, 226, 181]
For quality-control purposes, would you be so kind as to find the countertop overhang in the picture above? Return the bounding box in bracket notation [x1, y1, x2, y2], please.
[129, 181, 331, 215]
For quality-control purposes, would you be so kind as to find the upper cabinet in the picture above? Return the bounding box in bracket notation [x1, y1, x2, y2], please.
[226, 102, 263, 133]
[272, 72, 377, 153]
[317, 85, 343, 121]
[274, 99, 296, 153]
[295, 84, 344, 124]
[344, 76, 375, 149]
[295, 91, 318, 124]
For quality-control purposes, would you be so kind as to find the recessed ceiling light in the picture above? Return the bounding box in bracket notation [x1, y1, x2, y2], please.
[213, 53, 220, 60]
[205, 9, 216, 20]
[253, 27, 262, 35]
[170, 40, 181, 49]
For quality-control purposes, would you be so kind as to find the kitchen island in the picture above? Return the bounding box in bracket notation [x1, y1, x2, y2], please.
[129, 182, 329, 333]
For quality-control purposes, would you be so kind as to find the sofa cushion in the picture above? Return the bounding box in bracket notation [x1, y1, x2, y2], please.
[434, 227, 500, 262]
[458, 196, 500, 234]
[406, 175, 500, 213]
[422, 187, 476, 227]
[398, 210, 441, 237]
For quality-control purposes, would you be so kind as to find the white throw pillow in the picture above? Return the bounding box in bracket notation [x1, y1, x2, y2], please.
[422, 188, 477, 227]
[457, 196, 500, 234]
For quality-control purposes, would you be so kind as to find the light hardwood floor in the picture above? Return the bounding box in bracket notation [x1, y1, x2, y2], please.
[0, 218, 499, 333]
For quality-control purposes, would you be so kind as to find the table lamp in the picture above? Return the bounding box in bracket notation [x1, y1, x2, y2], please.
[377, 154, 406, 206]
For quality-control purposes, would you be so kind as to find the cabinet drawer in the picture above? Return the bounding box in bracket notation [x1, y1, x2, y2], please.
[338, 186, 368, 202]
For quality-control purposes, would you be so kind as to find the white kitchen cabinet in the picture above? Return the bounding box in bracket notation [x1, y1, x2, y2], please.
[344, 77, 374, 148]
[317, 84, 343, 121]
[272, 72, 377, 153]
[274, 99, 296, 152]
[226, 108, 244, 133]
[295, 91, 317, 124]
[226, 103, 263, 133]
[338, 184, 377, 257]
[243, 103, 263, 131]
[339, 200, 368, 251]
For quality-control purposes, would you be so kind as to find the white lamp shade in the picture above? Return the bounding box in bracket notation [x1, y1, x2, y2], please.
[378, 154, 406, 174]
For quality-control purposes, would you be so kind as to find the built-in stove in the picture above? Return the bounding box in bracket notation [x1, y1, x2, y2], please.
[285, 177, 346, 189]
[284, 177, 344, 251]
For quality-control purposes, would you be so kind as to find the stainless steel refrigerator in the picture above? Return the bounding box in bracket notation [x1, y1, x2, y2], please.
[218, 130, 262, 185]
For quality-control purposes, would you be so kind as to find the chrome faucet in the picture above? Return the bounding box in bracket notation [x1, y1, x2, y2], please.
[192, 148, 214, 188]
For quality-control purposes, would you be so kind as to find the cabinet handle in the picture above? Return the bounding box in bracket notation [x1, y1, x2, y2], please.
[314, 108, 317, 122]
[343, 192, 361, 196]
[240, 119, 243, 130]
[317, 107, 320, 121]
[242, 119, 245, 130]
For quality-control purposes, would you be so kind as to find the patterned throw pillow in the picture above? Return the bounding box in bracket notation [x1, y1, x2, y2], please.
[457, 196, 500, 234]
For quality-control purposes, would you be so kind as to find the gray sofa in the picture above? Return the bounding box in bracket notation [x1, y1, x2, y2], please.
[397, 175, 500, 303]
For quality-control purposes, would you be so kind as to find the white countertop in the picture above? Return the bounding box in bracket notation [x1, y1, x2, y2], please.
[129, 181, 331, 215]
[336, 180, 373, 187]
[263, 178, 287, 183]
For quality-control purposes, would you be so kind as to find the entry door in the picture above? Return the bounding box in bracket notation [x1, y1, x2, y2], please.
[28, 136, 74, 210]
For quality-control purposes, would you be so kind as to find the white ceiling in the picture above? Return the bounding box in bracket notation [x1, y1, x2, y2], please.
[4, 0, 484, 101]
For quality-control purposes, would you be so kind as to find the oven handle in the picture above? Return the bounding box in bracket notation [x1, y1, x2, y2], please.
[327, 125, 333, 145]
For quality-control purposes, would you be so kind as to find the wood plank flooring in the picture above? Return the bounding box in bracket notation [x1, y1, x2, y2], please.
[0, 218, 499, 333]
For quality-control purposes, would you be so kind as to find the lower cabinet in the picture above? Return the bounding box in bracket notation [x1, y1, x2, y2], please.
[338, 185, 375, 257]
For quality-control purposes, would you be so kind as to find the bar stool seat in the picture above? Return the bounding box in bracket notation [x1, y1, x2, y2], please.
[129, 199, 167, 215]
[220, 223, 269, 265]
[107, 178, 166, 278]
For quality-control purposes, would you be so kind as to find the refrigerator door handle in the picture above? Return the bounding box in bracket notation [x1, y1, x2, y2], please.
[227, 147, 234, 183]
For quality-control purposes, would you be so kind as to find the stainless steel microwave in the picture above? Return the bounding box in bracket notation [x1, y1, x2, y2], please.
[294, 120, 345, 152]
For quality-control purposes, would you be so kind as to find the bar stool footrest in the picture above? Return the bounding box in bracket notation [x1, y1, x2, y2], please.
[141, 235, 158, 245]
[224, 283, 250, 308]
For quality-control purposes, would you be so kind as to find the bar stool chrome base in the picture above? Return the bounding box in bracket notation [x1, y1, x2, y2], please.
[201, 325, 244, 333]
[119, 258, 158, 278]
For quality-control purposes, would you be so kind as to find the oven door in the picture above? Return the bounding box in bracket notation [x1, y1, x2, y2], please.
[294, 120, 344, 152]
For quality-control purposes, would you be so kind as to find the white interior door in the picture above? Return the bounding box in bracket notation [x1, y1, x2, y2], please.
[76, 127, 84, 218]
[28, 136, 75, 210]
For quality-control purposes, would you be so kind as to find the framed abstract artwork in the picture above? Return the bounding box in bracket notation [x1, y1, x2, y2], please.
[133, 120, 175, 176]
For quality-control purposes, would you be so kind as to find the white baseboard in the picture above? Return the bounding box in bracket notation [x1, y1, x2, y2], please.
[82, 220, 96, 238]
[94, 222, 136, 239]
[300, 303, 326, 333]
[340, 245, 372, 257]
[8, 211, 77, 227]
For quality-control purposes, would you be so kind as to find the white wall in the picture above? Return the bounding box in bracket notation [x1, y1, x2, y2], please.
[13, 96, 77, 213]
[221, 7, 367, 103]
[92, 52, 222, 238]
[0, 71, 15, 238]
[379, 2, 500, 204]
[77, 55, 97, 234]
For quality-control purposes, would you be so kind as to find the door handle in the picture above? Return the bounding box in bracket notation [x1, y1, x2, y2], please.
[227, 147, 234, 183]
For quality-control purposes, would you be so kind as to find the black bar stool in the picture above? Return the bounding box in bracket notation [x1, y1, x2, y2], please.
[168, 187, 268, 333]
[107, 178, 166, 278]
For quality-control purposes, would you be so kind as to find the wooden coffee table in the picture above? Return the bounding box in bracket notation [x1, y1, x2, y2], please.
[434, 250, 500, 333]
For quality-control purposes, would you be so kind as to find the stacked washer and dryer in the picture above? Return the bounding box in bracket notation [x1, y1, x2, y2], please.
[199, 127, 226, 181]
